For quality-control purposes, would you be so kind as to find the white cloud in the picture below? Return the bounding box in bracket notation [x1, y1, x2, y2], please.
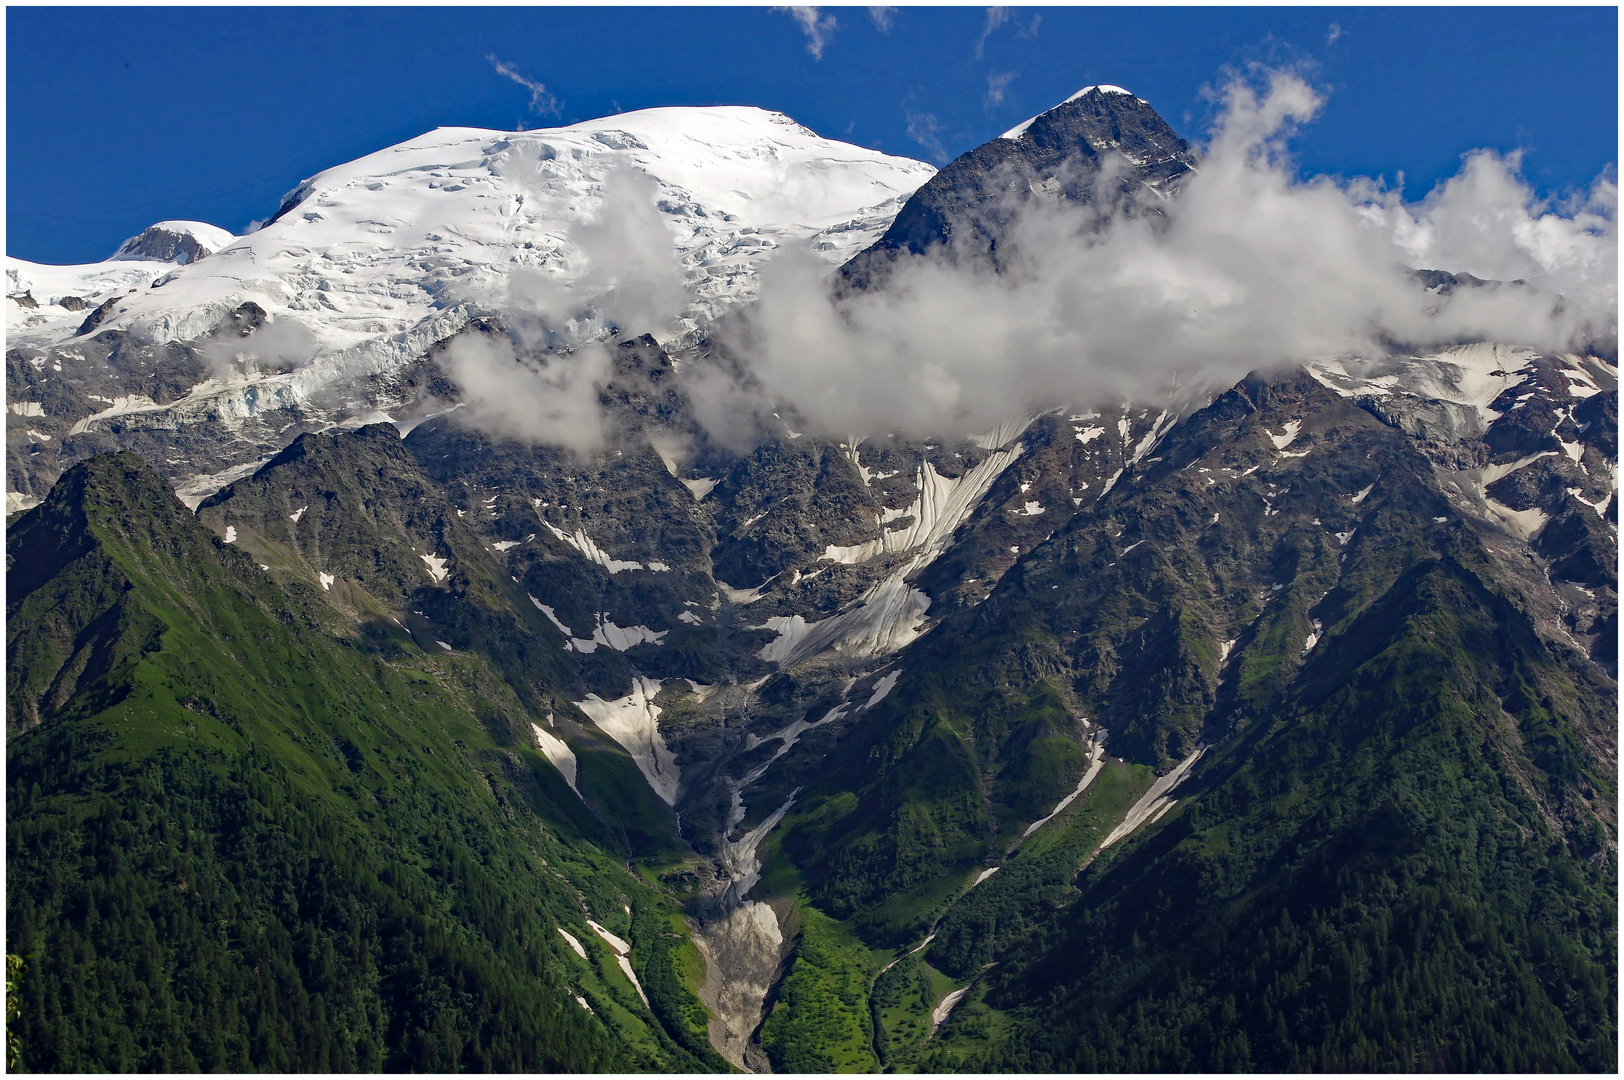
[985, 71, 1018, 109]
[868, 6, 896, 34]
[442, 333, 612, 455]
[433, 165, 690, 453]
[436, 66, 1614, 460]
[777, 6, 838, 60]
[200, 316, 318, 381]
[712, 68, 1615, 442]
[486, 54, 561, 117]
[905, 109, 947, 162]
[974, 6, 1009, 59]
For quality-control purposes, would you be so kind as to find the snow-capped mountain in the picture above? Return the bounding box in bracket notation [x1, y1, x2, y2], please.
[7, 85, 1616, 1075]
[5, 106, 933, 509]
[7, 107, 932, 354]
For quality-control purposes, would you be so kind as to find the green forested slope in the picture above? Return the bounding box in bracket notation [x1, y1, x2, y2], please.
[937, 550, 1615, 1072]
[6, 453, 726, 1072]
[765, 373, 1616, 1072]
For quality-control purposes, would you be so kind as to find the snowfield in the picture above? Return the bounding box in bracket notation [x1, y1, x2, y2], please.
[7, 107, 934, 381]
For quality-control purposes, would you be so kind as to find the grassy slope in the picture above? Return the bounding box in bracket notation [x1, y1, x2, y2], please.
[6, 454, 726, 1072]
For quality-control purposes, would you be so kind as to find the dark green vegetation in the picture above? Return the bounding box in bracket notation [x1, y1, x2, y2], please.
[758, 902, 878, 1072]
[761, 372, 1617, 1072]
[5, 454, 727, 1072]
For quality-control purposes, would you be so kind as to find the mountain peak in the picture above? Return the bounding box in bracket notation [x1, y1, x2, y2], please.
[111, 220, 236, 265]
[839, 81, 1195, 289]
[1000, 84, 1145, 141]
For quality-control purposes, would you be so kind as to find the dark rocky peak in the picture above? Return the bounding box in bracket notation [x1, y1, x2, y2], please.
[111, 221, 233, 265]
[840, 85, 1198, 290]
[7, 451, 202, 602]
[247, 420, 413, 482]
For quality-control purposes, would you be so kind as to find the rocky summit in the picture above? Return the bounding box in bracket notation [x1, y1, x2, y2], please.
[6, 83, 1615, 1074]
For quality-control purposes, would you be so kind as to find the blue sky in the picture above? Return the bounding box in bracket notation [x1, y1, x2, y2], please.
[7, 6, 1617, 265]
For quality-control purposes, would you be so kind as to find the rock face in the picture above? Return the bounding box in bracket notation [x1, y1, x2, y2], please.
[840, 85, 1198, 288]
[109, 220, 237, 264]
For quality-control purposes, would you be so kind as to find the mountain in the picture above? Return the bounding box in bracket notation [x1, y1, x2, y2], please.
[5, 452, 725, 1071]
[110, 221, 238, 265]
[5, 106, 935, 512]
[839, 85, 1198, 290]
[7, 86, 1615, 1073]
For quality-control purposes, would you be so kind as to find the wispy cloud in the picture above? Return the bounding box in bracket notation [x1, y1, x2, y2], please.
[1017, 12, 1041, 39]
[973, 6, 1009, 59]
[486, 54, 561, 116]
[985, 71, 1017, 109]
[1326, 22, 1342, 44]
[868, 6, 896, 34]
[905, 108, 947, 162]
[777, 6, 838, 60]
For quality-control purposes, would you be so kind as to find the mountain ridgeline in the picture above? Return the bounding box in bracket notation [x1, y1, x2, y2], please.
[7, 87, 1616, 1071]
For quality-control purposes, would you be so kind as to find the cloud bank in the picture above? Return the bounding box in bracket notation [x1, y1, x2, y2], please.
[711, 69, 1616, 440]
[440, 68, 1615, 453]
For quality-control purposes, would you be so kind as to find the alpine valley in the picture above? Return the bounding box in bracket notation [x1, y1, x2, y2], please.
[6, 86, 1615, 1072]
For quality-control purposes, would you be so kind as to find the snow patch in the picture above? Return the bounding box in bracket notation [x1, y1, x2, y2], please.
[575, 614, 668, 653]
[532, 721, 580, 796]
[575, 676, 680, 804]
[1481, 451, 1557, 486]
[681, 477, 718, 499]
[289, 505, 307, 523]
[863, 669, 901, 710]
[820, 443, 1024, 565]
[931, 987, 972, 1037]
[718, 578, 775, 604]
[721, 791, 798, 908]
[1021, 732, 1107, 840]
[1485, 498, 1550, 539]
[1074, 425, 1106, 445]
[1266, 420, 1302, 449]
[318, 572, 334, 591]
[530, 595, 574, 637]
[586, 919, 649, 1008]
[556, 927, 588, 960]
[1099, 744, 1204, 851]
[419, 553, 449, 582]
[539, 520, 646, 573]
[223, 525, 237, 544]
